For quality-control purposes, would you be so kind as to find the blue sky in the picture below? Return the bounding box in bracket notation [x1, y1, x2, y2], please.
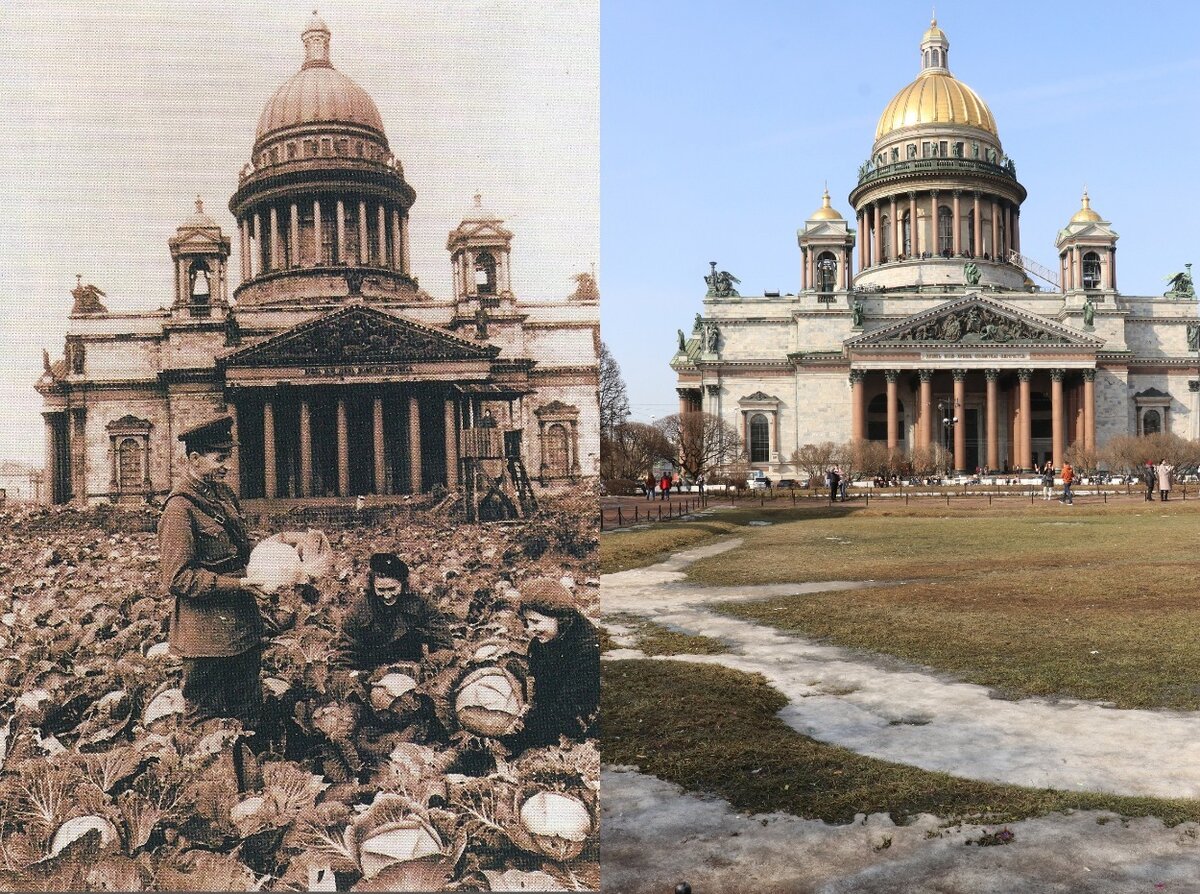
[602, 1, 1200, 422]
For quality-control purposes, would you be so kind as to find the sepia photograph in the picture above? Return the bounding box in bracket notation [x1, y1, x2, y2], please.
[600, 3, 1200, 892]
[1, 2, 598, 891]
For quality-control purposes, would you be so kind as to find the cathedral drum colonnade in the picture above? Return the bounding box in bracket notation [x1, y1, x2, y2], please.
[671, 18, 1198, 476]
[36, 14, 598, 505]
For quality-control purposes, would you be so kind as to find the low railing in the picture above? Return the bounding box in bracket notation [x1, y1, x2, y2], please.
[856, 156, 1017, 187]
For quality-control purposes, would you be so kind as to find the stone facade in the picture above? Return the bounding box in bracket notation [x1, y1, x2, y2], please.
[672, 20, 1198, 476]
[37, 15, 598, 505]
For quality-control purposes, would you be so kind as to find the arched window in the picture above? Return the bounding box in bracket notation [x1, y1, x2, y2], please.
[938, 206, 953, 255]
[1143, 409, 1162, 436]
[1082, 252, 1101, 290]
[816, 251, 837, 293]
[881, 214, 891, 262]
[902, 211, 912, 257]
[749, 414, 770, 463]
[545, 423, 570, 476]
[118, 438, 143, 490]
[475, 251, 497, 295]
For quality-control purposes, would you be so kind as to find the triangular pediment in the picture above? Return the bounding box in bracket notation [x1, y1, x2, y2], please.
[222, 304, 499, 368]
[802, 221, 848, 238]
[847, 294, 1103, 349]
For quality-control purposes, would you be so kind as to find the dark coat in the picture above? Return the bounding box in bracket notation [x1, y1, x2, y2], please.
[507, 610, 600, 753]
[159, 474, 261, 658]
[334, 587, 455, 671]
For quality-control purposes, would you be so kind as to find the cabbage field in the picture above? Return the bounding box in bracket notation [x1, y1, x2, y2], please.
[0, 494, 598, 891]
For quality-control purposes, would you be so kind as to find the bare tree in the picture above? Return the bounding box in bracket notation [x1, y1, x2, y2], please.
[601, 422, 674, 482]
[656, 412, 742, 480]
[909, 443, 952, 478]
[790, 442, 837, 488]
[1063, 443, 1101, 477]
[835, 439, 890, 482]
[1103, 433, 1200, 476]
[599, 341, 630, 439]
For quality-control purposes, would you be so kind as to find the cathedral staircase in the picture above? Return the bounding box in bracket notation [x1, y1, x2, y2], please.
[1008, 250, 1061, 290]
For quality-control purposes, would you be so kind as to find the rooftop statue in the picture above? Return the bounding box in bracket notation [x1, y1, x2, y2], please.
[1165, 264, 1194, 299]
[851, 297, 864, 327]
[70, 276, 108, 314]
[704, 261, 740, 298]
[677, 329, 686, 352]
[571, 271, 599, 301]
[1082, 295, 1095, 329]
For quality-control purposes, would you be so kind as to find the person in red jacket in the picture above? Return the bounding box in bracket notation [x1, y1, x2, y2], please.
[1059, 462, 1074, 505]
[660, 472, 671, 501]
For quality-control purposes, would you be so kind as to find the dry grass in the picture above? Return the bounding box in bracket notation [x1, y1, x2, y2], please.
[602, 659, 1200, 825]
[603, 613, 727, 656]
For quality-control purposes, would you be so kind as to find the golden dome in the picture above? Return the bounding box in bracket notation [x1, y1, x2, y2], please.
[255, 17, 386, 144]
[810, 188, 843, 220]
[1070, 190, 1101, 223]
[875, 71, 996, 140]
[922, 17, 947, 44]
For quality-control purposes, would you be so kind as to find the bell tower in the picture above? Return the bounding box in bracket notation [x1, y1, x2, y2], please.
[168, 197, 231, 318]
[448, 194, 517, 331]
[1056, 190, 1118, 296]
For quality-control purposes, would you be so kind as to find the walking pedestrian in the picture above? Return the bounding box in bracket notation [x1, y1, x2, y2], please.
[1040, 460, 1054, 501]
[1059, 461, 1074, 505]
[1143, 461, 1156, 502]
[645, 472, 655, 501]
[660, 472, 671, 501]
[828, 466, 840, 502]
[1157, 459, 1174, 501]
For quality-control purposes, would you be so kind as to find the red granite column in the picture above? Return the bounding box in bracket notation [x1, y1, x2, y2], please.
[990, 198, 1000, 258]
[886, 370, 899, 451]
[1051, 369, 1064, 469]
[890, 197, 898, 261]
[952, 191, 962, 255]
[408, 394, 422, 493]
[373, 395, 386, 495]
[985, 368, 999, 471]
[909, 192, 918, 257]
[972, 193, 982, 257]
[337, 396, 350, 497]
[1083, 369, 1096, 451]
[263, 398, 277, 499]
[1018, 369, 1033, 471]
[299, 399, 312, 497]
[800, 247, 808, 291]
[444, 398, 459, 489]
[873, 203, 882, 268]
[850, 371, 865, 441]
[919, 369, 933, 450]
[953, 369, 967, 472]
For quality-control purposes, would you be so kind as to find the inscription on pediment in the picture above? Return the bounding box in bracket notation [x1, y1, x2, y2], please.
[227, 306, 495, 367]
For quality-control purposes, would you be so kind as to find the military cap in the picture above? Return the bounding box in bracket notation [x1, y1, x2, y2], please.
[178, 415, 237, 452]
[369, 552, 409, 582]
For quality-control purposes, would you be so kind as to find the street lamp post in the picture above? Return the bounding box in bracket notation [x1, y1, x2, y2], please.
[938, 399, 959, 479]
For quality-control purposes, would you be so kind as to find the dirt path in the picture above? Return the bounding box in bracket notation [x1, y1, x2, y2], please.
[603, 538, 1200, 797]
[601, 767, 1200, 894]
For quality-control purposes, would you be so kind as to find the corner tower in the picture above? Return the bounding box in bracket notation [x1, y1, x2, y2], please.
[229, 12, 417, 306]
[848, 18, 1028, 291]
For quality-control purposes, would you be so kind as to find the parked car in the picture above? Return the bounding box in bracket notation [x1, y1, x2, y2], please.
[776, 478, 799, 489]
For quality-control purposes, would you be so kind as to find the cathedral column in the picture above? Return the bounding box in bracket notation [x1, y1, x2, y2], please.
[953, 369, 967, 472]
[885, 370, 899, 452]
[227, 403, 240, 498]
[392, 207, 403, 272]
[269, 206, 280, 272]
[42, 414, 56, 505]
[800, 247, 808, 291]
[408, 394, 422, 493]
[1083, 369, 1096, 451]
[1051, 369, 1065, 469]
[240, 220, 250, 280]
[985, 368, 999, 471]
[857, 210, 866, 269]
[1004, 204, 1013, 258]
[850, 370, 865, 440]
[872, 203, 882, 267]
[376, 204, 387, 265]
[400, 217, 411, 274]
[952, 191, 962, 255]
[263, 399, 277, 499]
[990, 198, 1000, 258]
[1012, 209, 1021, 255]
[373, 395, 386, 495]
[972, 193, 982, 257]
[358, 200, 369, 264]
[251, 214, 262, 278]
[313, 199, 322, 266]
[336, 199, 346, 264]
[289, 203, 300, 269]
[444, 398, 459, 488]
[890, 197, 898, 261]
[1109, 247, 1117, 290]
[928, 190, 939, 255]
[336, 397, 350, 497]
[919, 369, 933, 450]
[844, 247, 853, 289]
[70, 409, 86, 505]
[908, 192, 918, 256]
[299, 399, 312, 497]
[1018, 368, 1032, 471]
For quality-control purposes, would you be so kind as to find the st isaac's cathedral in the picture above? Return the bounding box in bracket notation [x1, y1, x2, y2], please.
[36, 14, 599, 506]
[672, 19, 1198, 476]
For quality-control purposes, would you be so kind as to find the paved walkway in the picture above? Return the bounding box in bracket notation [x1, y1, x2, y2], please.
[603, 538, 1200, 798]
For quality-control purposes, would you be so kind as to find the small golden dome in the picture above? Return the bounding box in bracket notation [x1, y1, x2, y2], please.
[875, 71, 996, 140]
[922, 17, 947, 44]
[1070, 190, 1101, 223]
[810, 188, 843, 220]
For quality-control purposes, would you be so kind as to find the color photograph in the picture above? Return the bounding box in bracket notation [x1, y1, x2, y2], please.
[600, 3, 1200, 891]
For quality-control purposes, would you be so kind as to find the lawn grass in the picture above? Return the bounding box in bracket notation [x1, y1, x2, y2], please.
[599, 516, 742, 574]
[682, 502, 1200, 709]
[602, 659, 1200, 826]
[602, 613, 727, 656]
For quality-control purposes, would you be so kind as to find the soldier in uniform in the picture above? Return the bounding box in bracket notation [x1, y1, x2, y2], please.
[158, 415, 266, 730]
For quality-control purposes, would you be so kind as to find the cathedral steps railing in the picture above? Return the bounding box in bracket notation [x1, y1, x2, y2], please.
[1007, 250, 1061, 290]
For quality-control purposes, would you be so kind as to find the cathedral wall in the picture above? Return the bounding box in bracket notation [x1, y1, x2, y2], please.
[83, 338, 161, 379]
[163, 330, 230, 370]
[1095, 368, 1132, 447]
[713, 319, 792, 358]
[795, 312, 855, 353]
[524, 325, 595, 369]
[80, 390, 172, 503]
[1123, 316, 1190, 358]
[790, 370, 852, 449]
[526, 377, 601, 477]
